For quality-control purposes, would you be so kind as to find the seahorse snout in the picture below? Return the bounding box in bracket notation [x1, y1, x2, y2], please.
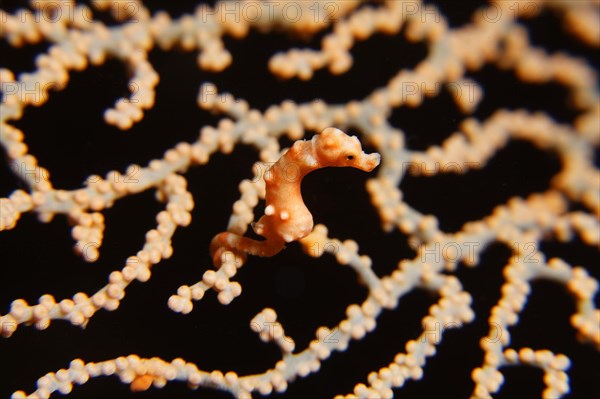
[360, 152, 381, 172]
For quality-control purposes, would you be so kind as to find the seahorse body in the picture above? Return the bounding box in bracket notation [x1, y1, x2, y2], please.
[210, 127, 381, 265]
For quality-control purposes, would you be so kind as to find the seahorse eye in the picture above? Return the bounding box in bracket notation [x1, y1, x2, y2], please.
[346, 155, 354, 160]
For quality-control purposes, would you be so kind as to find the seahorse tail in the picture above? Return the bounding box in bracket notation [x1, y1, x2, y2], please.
[210, 232, 285, 266]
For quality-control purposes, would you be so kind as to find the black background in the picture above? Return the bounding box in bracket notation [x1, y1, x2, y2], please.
[1, 1, 599, 398]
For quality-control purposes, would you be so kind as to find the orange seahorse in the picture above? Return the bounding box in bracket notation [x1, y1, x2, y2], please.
[210, 127, 381, 265]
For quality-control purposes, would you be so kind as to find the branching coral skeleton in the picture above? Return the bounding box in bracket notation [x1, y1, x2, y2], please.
[0, 0, 599, 398]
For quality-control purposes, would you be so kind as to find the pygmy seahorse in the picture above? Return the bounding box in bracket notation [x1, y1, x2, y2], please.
[210, 127, 381, 265]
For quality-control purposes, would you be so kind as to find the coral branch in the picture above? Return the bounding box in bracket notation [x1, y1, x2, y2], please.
[1, 0, 598, 398]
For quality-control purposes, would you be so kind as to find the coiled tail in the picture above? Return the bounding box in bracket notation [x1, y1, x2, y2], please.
[209, 232, 285, 266]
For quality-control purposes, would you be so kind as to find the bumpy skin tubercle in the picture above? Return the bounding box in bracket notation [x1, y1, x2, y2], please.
[210, 127, 381, 265]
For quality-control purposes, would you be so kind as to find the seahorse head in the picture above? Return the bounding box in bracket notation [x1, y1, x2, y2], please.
[313, 127, 381, 172]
